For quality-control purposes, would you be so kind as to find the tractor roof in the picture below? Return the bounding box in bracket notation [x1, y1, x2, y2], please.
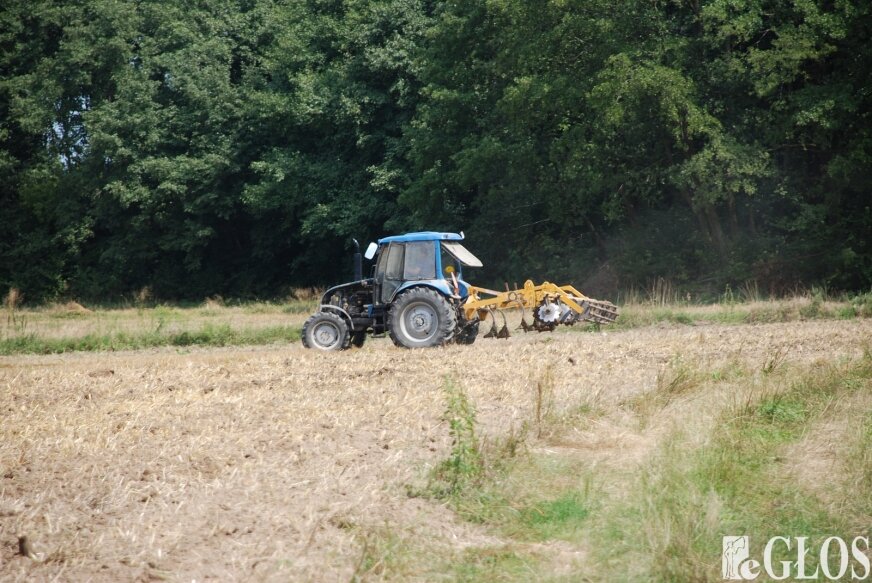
[377, 231, 464, 244]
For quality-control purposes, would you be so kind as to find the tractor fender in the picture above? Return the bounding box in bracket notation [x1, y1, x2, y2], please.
[319, 304, 354, 330]
[389, 280, 458, 304]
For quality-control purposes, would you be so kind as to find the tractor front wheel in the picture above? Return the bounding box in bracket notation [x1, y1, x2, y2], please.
[389, 288, 457, 348]
[301, 312, 349, 351]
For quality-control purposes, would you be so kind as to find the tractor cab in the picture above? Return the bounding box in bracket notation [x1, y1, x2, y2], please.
[365, 232, 482, 306]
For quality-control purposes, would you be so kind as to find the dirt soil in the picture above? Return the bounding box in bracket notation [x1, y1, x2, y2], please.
[1, 319, 869, 581]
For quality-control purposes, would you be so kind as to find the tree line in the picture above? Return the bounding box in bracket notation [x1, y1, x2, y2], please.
[2, 0, 870, 302]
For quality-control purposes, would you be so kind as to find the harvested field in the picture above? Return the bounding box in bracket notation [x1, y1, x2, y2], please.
[1, 318, 870, 581]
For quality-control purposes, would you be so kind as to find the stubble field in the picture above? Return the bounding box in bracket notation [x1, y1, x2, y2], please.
[1, 307, 870, 581]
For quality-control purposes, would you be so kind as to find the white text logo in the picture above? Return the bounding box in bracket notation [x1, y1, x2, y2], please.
[722, 536, 870, 580]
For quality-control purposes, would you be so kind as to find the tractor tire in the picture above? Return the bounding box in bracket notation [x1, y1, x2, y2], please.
[388, 287, 457, 348]
[301, 312, 349, 351]
[350, 330, 367, 348]
[455, 319, 479, 345]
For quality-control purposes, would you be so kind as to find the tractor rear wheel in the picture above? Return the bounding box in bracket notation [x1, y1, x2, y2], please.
[301, 312, 349, 351]
[389, 287, 456, 348]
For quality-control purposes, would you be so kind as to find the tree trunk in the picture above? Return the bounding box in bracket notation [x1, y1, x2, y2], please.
[704, 204, 727, 255]
[585, 216, 608, 259]
[728, 194, 739, 239]
[681, 188, 712, 242]
[747, 203, 757, 236]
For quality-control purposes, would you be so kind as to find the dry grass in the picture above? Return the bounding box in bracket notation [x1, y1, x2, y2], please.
[783, 390, 872, 524]
[1, 319, 870, 581]
[0, 304, 310, 343]
[618, 296, 856, 321]
[4, 288, 22, 310]
[289, 287, 324, 302]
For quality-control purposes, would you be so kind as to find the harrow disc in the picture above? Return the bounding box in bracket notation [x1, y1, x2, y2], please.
[536, 302, 562, 323]
[532, 300, 558, 332]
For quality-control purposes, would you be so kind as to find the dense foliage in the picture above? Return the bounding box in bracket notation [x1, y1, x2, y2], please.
[2, 0, 870, 301]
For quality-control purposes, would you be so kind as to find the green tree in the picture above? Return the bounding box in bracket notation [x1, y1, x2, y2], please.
[241, 0, 433, 287]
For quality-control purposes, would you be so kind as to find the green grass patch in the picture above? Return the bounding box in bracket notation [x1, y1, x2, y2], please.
[348, 527, 412, 582]
[517, 490, 591, 541]
[410, 378, 524, 527]
[0, 324, 301, 355]
[282, 300, 319, 314]
[414, 377, 597, 566]
[678, 359, 871, 578]
[853, 411, 872, 516]
[424, 378, 486, 500]
[852, 292, 872, 318]
[449, 547, 536, 582]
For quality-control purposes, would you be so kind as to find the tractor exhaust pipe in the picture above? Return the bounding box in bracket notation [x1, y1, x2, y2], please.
[352, 238, 362, 281]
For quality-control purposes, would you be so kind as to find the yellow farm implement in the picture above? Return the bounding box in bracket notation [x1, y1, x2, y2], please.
[463, 280, 619, 338]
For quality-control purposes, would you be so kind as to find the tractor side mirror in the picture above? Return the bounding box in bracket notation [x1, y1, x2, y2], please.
[364, 242, 378, 260]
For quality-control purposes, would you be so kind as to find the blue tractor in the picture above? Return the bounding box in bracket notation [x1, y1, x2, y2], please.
[301, 232, 483, 350]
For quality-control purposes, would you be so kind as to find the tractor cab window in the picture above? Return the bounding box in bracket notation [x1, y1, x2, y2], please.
[403, 241, 436, 280]
[440, 244, 462, 278]
[377, 243, 405, 303]
[384, 243, 405, 280]
[442, 242, 483, 268]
